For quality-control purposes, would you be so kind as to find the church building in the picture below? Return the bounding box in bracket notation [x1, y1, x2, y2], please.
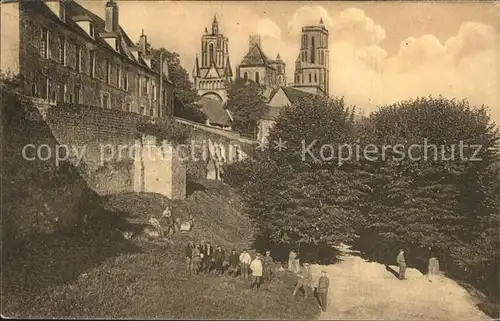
[292, 18, 329, 96]
[192, 15, 233, 103]
[236, 35, 286, 98]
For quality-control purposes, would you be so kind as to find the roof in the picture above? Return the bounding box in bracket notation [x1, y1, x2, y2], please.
[21, 1, 169, 81]
[282, 87, 315, 104]
[240, 44, 274, 68]
[262, 87, 315, 120]
[197, 97, 231, 126]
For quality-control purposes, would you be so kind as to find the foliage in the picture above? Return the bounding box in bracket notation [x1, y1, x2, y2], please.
[135, 117, 189, 145]
[226, 79, 269, 138]
[149, 47, 207, 123]
[224, 95, 368, 250]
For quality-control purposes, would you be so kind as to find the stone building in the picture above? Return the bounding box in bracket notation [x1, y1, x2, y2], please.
[192, 15, 233, 103]
[0, 0, 174, 118]
[236, 35, 286, 98]
[292, 18, 329, 96]
[257, 86, 314, 143]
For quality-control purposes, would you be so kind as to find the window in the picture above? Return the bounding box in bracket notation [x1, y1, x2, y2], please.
[309, 73, 311, 83]
[138, 74, 141, 95]
[89, 51, 95, 77]
[59, 36, 66, 65]
[105, 59, 110, 84]
[255, 71, 260, 84]
[40, 28, 49, 58]
[311, 37, 316, 63]
[75, 45, 81, 72]
[122, 68, 128, 91]
[116, 64, 121, 87]
[89, 23, 95, 38]
[143, 77, 148, 96]
[243, 72, 248, 82]
[163, 89, 167, 106]
[101, 92, 110, 109]
[41, 76, 48, 99]
[209, 43, 214, 63]
[140, 106, 146, 115]
[314, 73, 317, 83]
[31, 83, 37, 96]
[58, 82, 66, 102]
[152, 82, 157, 100]
[149, 107, 154, 117]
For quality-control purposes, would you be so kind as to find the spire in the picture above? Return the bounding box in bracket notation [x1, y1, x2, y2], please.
[276, 53, 281, 60]
[319, 17, 324, 25]
[204, 27, 208, 34]
[212, 14, 219, 34]
[224, 56, 233, 78]
[192, 55, 200, 78]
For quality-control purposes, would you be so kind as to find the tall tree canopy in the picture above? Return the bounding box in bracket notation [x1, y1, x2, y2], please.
[225, 79, 268, 138]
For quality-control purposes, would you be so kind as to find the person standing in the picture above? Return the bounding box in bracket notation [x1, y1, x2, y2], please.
[191, 244, 202, 274]
[262, 250, 275, 283]
[214, 245, 225, 275]
[293, 263, 313, 299]
[228, 249, 240, 277]
[203, 242, 214, 274]
[427, 252, 440, 282]
[316, 270, 330, 312]
[293, 255, 301, 274]
[288, 250, 297, 272]
[239, 249, 252, 280]
[250, 253, 263, 289]
[184, 241, 194, 273]
[397, 249, 407, 280]
[162, 205, 174, 236]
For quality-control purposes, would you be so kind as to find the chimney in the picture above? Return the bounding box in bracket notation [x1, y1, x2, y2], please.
[249, 35, 261, 51]
[139, 29, 147, 54]
[105, 0, 119, 33]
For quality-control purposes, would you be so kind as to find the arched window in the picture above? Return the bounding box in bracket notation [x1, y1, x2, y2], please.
[243, 72, 248, 82]
[314, 73, 317, 83]
[311, 37, 316, 63]
[309, 73, 312, 83]
[31, 83, 37, 96]
[209, 43, 214, 64]
[255, 71, 260, 84]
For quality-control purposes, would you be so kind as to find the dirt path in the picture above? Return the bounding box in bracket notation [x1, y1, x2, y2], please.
[309, 245, 490, 320]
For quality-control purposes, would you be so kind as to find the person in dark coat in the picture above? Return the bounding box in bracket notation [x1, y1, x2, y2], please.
[202, 242, 214, 274]
[184, 241, 194, 273]
[228, 249, 240, 277]
[214, 245, 225, 275]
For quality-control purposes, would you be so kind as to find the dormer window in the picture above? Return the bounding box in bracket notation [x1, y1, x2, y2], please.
[89, 23, 95, 38]
[60, 6, 66, 22]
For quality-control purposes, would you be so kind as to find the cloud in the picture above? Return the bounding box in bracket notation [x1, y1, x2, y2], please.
[287, 5, 333, 36]
[256, 18, 282, 39]
[331, 8, 386, 47]
[318, 8, 499, 124]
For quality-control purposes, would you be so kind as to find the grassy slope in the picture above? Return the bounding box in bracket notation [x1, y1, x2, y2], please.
[2, 181, 320, 319]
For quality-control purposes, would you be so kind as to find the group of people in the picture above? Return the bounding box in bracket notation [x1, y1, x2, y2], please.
[397, 248, 440, 281]
[184, 241, 276, 289]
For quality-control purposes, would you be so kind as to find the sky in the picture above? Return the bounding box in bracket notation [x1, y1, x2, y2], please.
[78, 1, 500, 125]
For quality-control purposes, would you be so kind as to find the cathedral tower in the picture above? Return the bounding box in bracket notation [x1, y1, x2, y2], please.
[292, 18, 329, 96]
[192, 15, 232, 103]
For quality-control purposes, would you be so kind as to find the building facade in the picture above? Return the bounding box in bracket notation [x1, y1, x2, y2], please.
[0, 0, 174, 118]
[292, 18, 329, 96]
[192, 15, 233, 103]
[236, 35, 285, 98]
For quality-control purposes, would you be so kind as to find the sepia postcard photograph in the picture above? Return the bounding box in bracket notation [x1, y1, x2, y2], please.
[1, 0, 499, 319]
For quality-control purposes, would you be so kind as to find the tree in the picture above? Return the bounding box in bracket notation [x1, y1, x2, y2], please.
[226, 79, 268, 138]
[150, 47, 207, 123]
[360, 97, 500, 283]
[224, 95, 370, 258]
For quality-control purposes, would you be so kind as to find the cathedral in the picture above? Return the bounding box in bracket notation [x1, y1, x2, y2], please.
[236, 35, 286, 97]
[192, 15, 233, 103]
[292, 18, 329, 96]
